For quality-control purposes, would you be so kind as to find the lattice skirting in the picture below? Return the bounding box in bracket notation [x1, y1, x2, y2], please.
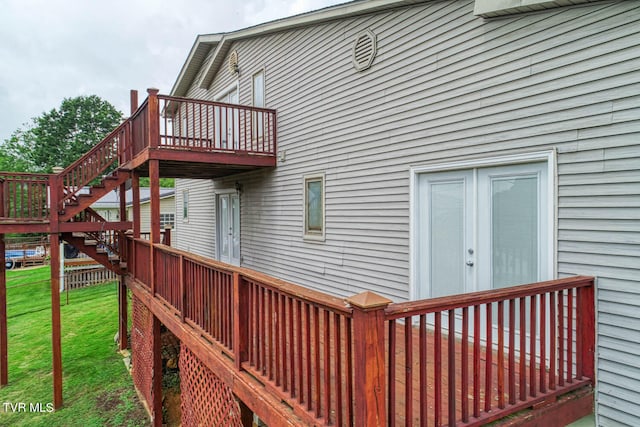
[131, 295, 153, 409]
[180, 345, 243, 427]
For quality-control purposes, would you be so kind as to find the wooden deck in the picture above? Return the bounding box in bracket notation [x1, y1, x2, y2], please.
[127, 239, 595, 426]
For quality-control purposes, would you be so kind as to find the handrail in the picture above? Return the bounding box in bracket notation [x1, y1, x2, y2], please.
[385, 275, 594, 319]
[160, 94, 277, 114]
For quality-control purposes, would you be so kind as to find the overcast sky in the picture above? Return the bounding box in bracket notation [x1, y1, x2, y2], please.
[0, 0, 346, 143]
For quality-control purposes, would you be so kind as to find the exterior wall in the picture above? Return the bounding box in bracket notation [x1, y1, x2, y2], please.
[175, 1, 639, 423]
[93, 207, 120, 222]
[126, 196, 175, 233]
[174, 179, 216, 258]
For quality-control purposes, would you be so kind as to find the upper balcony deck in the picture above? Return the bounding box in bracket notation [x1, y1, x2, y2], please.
[123, 90, 277, 178]
[0, 90, 277, 232]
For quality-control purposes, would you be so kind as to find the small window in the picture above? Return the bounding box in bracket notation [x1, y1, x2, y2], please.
[304, 174, 325, 240]
[182, 190, 189, 222]
[160, 213, 175, 229]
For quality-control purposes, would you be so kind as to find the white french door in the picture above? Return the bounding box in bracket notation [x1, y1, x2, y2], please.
[217, 193, 240, 266]
[216, 87, 239, 149]
[416, 161, 550, 297]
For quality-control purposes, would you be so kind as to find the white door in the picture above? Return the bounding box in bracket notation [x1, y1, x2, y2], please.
[217, 193, 240, 266]
[416, 161, 550, 297]
[216, 88, 239, 149]
[416, 170, 474, 299]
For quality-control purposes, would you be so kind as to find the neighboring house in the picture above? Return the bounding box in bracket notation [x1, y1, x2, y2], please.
[172, 0, 639, 424]
[92, 187, 176, 233]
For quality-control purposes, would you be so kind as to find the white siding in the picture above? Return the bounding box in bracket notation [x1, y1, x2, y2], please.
[174, 179, 216, 258]
[175, 1, 639, 423]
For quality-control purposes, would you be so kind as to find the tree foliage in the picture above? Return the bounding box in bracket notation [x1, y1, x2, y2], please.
[1, 95, 123, 173]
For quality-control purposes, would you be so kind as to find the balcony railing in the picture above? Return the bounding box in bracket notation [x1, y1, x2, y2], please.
[0, 172, 50, 221]
[0, 90, 277, 225]
[123, 92, 277, 163]
[127, 237, 595, 426]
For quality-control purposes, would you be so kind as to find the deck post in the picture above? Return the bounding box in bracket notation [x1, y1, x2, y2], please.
[0, 232, 7, 387]
[346, 291, 392, 427]
[149, 160, 160, 296]
[49, 174, 63, 409]
[147, 88, 159, 150]
[118, 276, 128, 351]
[118, 182, 128, 351]
[151, 314, 163, 427]
[132, 172, 141, 239]
[578, 279, 596, 385]
[233, 272, 249, 370]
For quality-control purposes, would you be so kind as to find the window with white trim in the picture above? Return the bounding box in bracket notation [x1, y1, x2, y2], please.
[160, 213, 175, 229]
[303, 174, 325, 240]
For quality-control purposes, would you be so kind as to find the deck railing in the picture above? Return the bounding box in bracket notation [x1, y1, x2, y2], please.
[384, 276, 595, 426]
[156, 95, 277, 156]
[127, 239, 595, 426]
[0, 172, 50, 221]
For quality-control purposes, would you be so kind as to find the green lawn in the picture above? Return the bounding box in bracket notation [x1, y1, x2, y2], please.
[0, 266, 149, 426]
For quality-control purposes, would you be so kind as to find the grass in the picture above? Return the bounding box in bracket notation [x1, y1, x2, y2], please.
[0, 266, 149, 426]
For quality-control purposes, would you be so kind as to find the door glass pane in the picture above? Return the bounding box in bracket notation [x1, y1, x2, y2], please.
[491, 175, 538, 288]
[430, 181, 465, 297]
[220, 196, 229, 259]
[232, 195, 240, 261]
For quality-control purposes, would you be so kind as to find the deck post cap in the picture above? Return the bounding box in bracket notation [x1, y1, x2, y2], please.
[147, 88, 160, 95]
[346, 291, 392, 310]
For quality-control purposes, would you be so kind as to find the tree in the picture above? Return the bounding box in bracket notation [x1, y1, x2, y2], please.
[1, 95, 123, 173]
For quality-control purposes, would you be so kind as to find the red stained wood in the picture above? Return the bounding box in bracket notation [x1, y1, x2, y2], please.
[0, 233, 6, 387]
[50, 232, 63, 409]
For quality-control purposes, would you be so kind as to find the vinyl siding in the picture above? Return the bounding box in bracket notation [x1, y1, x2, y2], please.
[174, 179, 216, 258]
[126, 196, 175, 234]
[174, 1, 639, 423]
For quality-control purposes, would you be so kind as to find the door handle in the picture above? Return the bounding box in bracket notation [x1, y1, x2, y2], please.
[466, 260, 474, 266]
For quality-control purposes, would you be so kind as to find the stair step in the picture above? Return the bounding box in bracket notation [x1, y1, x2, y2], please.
[109, 255, 120, 262]
[84, 239, 98, 246]
[71, 232, 86, 238]
[119, 262, 128, 269]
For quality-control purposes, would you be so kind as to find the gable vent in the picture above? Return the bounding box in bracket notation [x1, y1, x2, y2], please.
[352, 30, 377, 72]
[228, 50, 239, 74]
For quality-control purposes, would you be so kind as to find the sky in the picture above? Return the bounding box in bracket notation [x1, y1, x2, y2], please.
[0, 0, 347, 143]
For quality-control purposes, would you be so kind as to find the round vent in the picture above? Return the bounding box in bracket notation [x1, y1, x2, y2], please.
[228, 50, 239, 74]
[352, 29, 377, 72]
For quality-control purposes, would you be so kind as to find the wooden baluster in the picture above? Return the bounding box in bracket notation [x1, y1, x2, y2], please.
[420, 314, 427, 427]
[405, 317, 413, 427]
[347, 291, 391, 427]
[435, 312, 442, 425]
[233, 272, 249, 371]
[388, 320, 396, 427]
[462, 307, 469, 422]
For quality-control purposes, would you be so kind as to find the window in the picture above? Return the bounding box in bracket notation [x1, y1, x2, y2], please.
[304, 174, 325, 240]
[182, 190, 189, 222]
[160, 213, 175, 229]
[253, 70, 265, 141]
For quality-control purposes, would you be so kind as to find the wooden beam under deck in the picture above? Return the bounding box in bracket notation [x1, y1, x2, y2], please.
[123, 147, 276, 179]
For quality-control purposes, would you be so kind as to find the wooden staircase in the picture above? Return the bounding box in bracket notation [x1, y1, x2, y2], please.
[59, 169, 130, 222]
